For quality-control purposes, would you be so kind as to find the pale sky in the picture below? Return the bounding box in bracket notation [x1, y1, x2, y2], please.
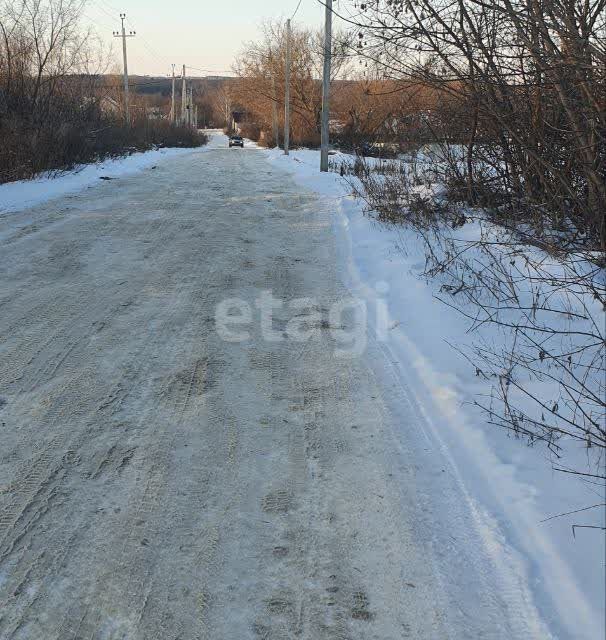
[84, 0, 328, 77]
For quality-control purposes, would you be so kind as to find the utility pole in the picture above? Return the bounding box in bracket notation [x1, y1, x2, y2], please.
[186, 87, 190, 126]
[284, 19, 291, 155]
[188, 87, 194, 127]
[181, 65, 187, 125]
[170, 64, 176, 124]
[271, 74, 280, 148]
[113, 14, 136, 126]
[320, 0, 333, 172]
[269, 48, 279, 148]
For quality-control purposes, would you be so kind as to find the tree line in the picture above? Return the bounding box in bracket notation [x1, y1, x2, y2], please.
[0, 0, 205, 185]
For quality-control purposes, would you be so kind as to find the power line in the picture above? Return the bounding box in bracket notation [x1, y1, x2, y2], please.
[125, 16, 173, 71]
[94, 0, 121, 17]
[90, 0, 118, 23]
[91, 5, 237, 80]
[291, 0, 304, 19]
[314, 0, 360, 28]
[186, 66, 237, 76]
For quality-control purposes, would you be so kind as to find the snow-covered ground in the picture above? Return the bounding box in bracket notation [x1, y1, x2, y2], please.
[0, 132, 602, 637]
[264, 145, 605, 640]
[0, 141, 219, 216]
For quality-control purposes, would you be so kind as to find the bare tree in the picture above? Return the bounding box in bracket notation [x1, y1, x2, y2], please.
[232, 20, 351, 147]
[0, 0, 205, 183]
[346, 0, 606, 249]
[333, 0, 605, 489]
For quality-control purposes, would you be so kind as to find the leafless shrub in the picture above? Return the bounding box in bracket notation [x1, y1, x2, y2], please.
[344, 147, 605, 492]
[335, 155, 460, 227]
[348, 0, 606, 251]
[423, 221, 605, 474]
[340, 0, 605, 493]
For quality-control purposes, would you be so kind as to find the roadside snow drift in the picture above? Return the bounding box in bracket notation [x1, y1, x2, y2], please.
[0, 146, 210, 216]
[264, 144, 605, 640]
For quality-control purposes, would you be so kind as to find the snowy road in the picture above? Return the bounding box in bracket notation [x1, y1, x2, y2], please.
[0, 135, 554, 638]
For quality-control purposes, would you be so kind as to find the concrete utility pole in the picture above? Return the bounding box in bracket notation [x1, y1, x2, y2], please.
[170, 64, 176, 124]
[271, 74, 280, 148]
[185, 87, 190, 126]
[188, 88, 194, 127]
[113, 14, 136, 126]
[284, 18, 291, 155]
[320, 0, 333, 172]
[181, 65, 187, 125]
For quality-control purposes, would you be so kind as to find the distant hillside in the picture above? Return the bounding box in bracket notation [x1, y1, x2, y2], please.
[99, 75, 236, 96]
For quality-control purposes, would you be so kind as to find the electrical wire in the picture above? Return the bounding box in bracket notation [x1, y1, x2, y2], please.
[186, 66, 236, 76]
[89, 2, 237, 79]
[291, 0, 304, 19]
[89, 0, 120, 25]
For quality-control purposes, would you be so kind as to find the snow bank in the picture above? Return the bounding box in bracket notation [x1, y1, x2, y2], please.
[0, 145, 207, 216]
[264, 145, 605, 640]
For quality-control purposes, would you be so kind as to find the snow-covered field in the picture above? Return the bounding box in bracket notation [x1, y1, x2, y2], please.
[264, 145, 605, 640]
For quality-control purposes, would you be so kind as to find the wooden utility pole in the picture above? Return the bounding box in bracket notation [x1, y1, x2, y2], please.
[320, 0, 333, 172]
[113, 14, 136, 126]
[170, 64, 176, 124]
[284, 18, 291, 155]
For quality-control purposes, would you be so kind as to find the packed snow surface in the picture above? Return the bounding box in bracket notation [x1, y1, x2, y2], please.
[0, 132, 602, 639]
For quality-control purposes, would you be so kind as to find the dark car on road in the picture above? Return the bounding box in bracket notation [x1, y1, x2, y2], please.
[229, 135, 244, 148]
